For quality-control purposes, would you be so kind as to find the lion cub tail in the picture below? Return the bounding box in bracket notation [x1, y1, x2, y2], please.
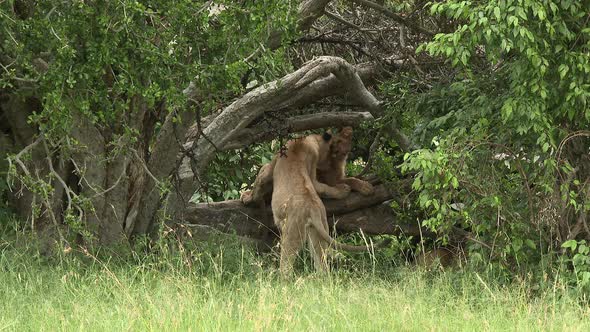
[305, 216, 391, 252]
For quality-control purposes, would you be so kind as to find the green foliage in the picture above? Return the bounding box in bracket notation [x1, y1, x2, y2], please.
[194, 143, 275, 202]
[562, 239, 590, 289]
[423, 0, 590, 139]
[375, 0, 590, 283]
[1, 0, 297, 140]
[401, 141, 462, 236]
[1, 0, 297, 237]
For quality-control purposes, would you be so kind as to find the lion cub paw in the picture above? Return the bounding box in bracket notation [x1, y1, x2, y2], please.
[240, 190, 254, 205]
[334, 183, 351, 199]
[357, 182, 375, 196]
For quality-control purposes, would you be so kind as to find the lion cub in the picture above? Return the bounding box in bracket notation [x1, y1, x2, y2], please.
[317, 127, 375, 195]
[271, 132, 381, 276]
[241, 126, 374, 206]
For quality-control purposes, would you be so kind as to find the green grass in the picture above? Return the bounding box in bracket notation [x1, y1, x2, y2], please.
[1, 235, 589, 331]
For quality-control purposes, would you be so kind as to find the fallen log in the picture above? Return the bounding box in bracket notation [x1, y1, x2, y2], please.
[181, 183, 426, 248]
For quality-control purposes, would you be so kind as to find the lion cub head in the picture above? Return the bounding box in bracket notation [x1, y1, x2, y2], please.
[329, 126, 353, 161]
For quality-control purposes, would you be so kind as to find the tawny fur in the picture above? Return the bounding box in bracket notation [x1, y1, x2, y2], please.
[316, 127, 375, 195]
[270, 133, 383, 276]
[240, 127, 374, 206]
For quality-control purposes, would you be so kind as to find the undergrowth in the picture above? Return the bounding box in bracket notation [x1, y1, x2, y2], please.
[1, 225, 589, 331]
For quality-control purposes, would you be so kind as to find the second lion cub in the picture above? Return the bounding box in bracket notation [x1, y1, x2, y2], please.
[241, 126, 374, 206]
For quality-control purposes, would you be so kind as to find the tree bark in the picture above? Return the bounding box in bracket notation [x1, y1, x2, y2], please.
[131, 109, 195, 237]
[70, 114, 108, 242]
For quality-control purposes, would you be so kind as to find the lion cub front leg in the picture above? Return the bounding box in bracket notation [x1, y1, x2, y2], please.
[312, 180, 351, 199]
[310, 164, 351, 199]
[343, 177, 375, 196]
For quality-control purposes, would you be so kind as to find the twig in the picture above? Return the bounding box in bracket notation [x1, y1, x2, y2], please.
[399, 26, 425, 75]
[357, 128, 382, 177]
[131, 149, 160, 184]
[475, 272, 497, 301]
[9, 135, 43, 178]
[297, 36, 374, 59]
[348, 0, 435, 36]
[556, 130, 590, 182]
[42, 139, 73, 212]
[189, 99, 220, 153]
[324, 11, 364, 32]
[238, 211, 280, 238]
[10, 135, 67, 244]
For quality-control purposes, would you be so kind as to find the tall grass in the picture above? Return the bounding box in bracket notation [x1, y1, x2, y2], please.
[1, 232, 589, 331]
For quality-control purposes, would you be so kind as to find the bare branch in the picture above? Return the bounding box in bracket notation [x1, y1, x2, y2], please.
[8, 135, 43, 178]
[42, 139, 73, 212]
[182, 182, 426, 241]
[298, 36, 374, 59]
[357, 127, 382, 177]
[348, 0, 435, 36]
[179, 56, 414, 185]
[324, 11, 364, 32]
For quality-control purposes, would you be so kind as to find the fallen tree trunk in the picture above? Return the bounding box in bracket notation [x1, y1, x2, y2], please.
[182, 183, 426, 248]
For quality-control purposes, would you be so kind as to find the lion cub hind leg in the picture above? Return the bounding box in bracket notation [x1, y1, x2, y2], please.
[305, 218, 330, 273]
[278, 216, 306, 277]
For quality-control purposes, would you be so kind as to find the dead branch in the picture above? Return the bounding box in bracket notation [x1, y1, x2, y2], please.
[7, 134, 43, 178]
[298, 0, 333, 31]
[324, 11, 365, 32]
[348, 0, 435, 36]
[185, 56, 389, 179]
[357, 127, 382, 176]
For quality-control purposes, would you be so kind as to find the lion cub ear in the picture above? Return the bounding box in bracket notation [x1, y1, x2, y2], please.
[322, 131, 332, 142]
[339, 126, 353, 138]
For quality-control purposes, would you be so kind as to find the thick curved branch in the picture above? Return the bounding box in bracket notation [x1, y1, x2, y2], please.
[190, 56, 410, 177]
[222, 111, 373, 150]
[168, 57, 416, 229]
[181, 59, 400, 150]
[179, 112, 373, 179]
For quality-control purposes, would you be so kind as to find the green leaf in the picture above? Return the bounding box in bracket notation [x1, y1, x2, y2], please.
[559, 64, 569, 79]
[494, 7, 501, 20]
[460, 52, 468, 66]
[562, 240, 578, 250]
[525, 239, 537, 249]
[412, 177, 422, 190]
[451, 177, 459, 189]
